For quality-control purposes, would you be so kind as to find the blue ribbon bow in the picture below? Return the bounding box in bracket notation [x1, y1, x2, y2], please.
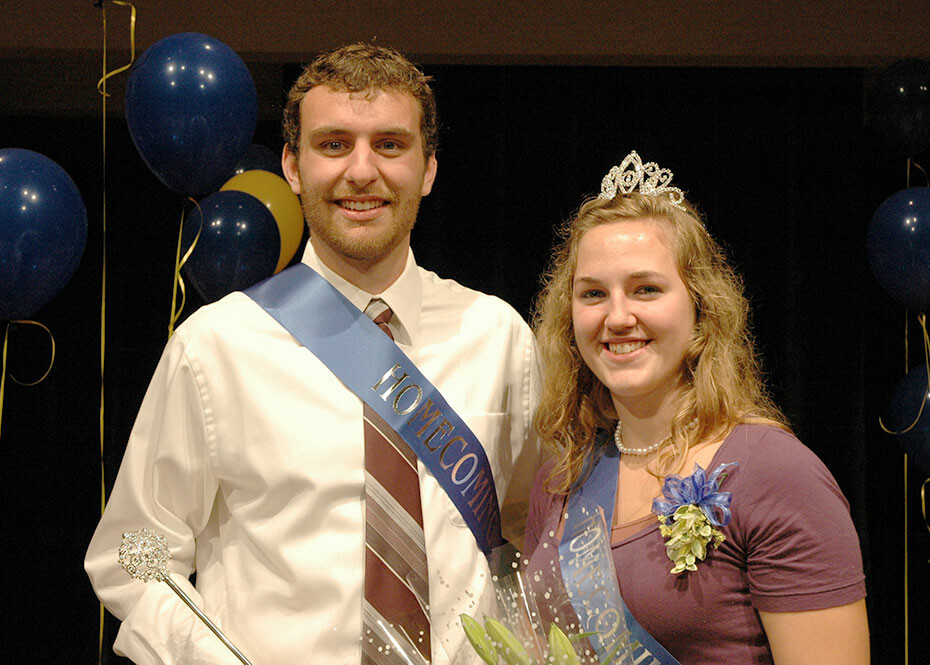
[652, 462, 738, 527]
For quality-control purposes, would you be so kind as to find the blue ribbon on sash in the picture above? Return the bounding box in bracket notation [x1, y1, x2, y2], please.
[558, 436, 682, 665]
[244, 264, 503, 555]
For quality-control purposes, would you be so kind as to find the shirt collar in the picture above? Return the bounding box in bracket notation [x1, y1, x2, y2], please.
[300, 243, 423, 346]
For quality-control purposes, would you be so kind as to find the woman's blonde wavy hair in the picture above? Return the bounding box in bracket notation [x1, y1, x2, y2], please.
[532, 191, 788, 493]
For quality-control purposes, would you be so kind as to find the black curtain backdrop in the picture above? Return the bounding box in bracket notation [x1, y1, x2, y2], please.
[2, 64, 927, 663]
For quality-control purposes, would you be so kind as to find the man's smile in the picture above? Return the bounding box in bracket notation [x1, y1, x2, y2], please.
[336, 199, 388, 211]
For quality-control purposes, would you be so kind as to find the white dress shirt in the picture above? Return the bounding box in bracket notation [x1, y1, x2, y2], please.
[85, 244, 541, 665]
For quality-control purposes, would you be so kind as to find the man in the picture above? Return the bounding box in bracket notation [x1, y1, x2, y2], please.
[85, 43, 540, 665]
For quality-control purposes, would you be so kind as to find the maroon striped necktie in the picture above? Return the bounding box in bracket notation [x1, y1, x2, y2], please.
[361, 299, 431, 663]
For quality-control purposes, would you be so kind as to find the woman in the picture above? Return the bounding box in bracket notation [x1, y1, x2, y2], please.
[524, 151, 869, 664]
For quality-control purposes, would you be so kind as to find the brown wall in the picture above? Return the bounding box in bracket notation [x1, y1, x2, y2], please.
[4, 0, 930, 64]
[1, 0, 928, 115]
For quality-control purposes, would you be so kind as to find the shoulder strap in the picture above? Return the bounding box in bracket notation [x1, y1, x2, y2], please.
[560, 436, 682, 665]
[244, 264, 504, 555]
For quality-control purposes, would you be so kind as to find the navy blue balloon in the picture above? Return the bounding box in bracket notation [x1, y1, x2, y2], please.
[231, 143, 283, 179]
[866, 187, 930, 311]
[867, 58, 930, 157]
[891, 367, 930, 475]
[182, 190, 279, 303]
[125, 33, 257, 196]
[0, 148, 87, 320]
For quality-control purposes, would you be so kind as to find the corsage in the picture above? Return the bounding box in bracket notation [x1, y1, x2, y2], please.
[651, 462, 737, 574]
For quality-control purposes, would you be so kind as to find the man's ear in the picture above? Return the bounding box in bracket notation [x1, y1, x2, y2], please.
[421, 153, 438, 197]
[282, 144, 301, 196]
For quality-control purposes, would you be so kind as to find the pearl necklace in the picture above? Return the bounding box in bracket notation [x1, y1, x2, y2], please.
[613, 420, 668, 456]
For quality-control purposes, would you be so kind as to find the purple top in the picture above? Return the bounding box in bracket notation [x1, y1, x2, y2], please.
[524, 424, 866, 664]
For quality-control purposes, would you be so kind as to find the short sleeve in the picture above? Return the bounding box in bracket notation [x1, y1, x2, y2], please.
[729, 427, 866, 612]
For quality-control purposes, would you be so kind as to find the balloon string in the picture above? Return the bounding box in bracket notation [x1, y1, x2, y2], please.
[879, 314, 930, 435]
[924, 313, 930, 364]
[168, 198, 203, 338]
[168, 205, 186, 339]
[922, 478, 929, 537]
[906, 158, 928, 189]
[0, 322, 9, 440]
[97, 3, 107, 660]
[892, 160, 930, 665]
[95, 3, 136, 662]
[0, 320, 57, 441]
[890, 312, 930, 665]
[180, 200, 204, 271]
[95, 1, 135, 96]
[6, 321, 56, 386]
[904, 453, 909, 665]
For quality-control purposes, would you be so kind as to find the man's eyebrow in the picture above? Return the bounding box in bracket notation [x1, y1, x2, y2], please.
[306, 126, 416, 138]
[306, 126, 348, 139]
[375, 127, 416, 138]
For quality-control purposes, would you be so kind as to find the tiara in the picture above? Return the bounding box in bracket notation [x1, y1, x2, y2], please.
[598, 150, 686, 210]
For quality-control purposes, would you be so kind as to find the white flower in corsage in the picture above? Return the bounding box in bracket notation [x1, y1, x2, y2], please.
[651, 462, 738, 574]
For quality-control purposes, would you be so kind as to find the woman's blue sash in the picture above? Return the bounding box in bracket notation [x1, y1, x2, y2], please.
[244, 264, 503, 555]
[558, 438, 682, 665]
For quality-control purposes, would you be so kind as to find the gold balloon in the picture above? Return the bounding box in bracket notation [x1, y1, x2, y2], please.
[221, 170, 304, 273]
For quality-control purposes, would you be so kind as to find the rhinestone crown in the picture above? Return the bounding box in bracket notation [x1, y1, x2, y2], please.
[599, 150, 686, 210]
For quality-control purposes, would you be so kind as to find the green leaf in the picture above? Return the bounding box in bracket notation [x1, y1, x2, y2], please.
[547, 624, 579, 664]
[690, 539, 707, 559]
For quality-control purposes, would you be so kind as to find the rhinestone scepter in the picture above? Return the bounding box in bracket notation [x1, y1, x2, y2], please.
[118, 529, 254, 665]
[118, 528, 170, 582]
[598, 150, 686, 210]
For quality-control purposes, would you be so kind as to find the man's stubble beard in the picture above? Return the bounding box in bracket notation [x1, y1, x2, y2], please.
[299, 183, 423, 263]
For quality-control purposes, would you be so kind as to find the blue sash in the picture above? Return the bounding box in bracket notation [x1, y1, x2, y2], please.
[244, 264, 503, 555]
[558, 436, 682, 665]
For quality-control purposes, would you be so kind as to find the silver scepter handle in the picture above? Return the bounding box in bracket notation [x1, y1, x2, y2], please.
[119, 529, 254, 665]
